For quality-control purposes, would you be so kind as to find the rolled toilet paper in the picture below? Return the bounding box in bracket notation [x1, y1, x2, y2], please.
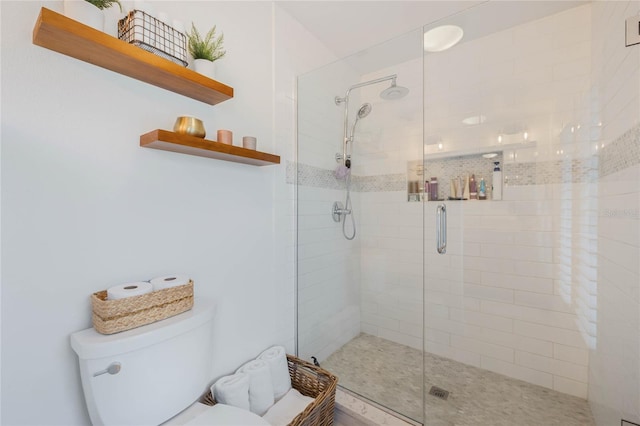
[107, 282, 153, 300]
[150, 275, 191, 291]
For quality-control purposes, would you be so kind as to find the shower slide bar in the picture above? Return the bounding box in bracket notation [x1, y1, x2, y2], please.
[436, 204, 447, 254]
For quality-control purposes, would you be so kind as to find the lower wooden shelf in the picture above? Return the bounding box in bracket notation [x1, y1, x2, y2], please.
[140, 130, 280, 166]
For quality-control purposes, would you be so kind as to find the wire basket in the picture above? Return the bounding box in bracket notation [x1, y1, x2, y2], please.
[118, 10, 188, 67]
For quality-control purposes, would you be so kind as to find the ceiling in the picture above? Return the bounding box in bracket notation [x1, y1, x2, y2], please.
[277, 1, 588, 63]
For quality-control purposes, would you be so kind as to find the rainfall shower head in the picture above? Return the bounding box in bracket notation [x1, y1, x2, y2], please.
[380, 81, 409, 100]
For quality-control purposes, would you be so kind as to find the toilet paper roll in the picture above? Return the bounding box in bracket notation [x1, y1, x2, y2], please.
[150, 275, 191, 291]
[107, 282, 153, 300]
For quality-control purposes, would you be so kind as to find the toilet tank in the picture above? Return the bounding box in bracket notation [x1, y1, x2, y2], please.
[71, 300, 215, 426]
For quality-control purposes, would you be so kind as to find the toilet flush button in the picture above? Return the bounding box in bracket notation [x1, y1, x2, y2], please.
[93, 362, 121, 377]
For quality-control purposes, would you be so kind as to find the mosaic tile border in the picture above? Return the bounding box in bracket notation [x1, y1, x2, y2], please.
[289, 157, 600, 192]
[291, 123, 639, 192]
[287, 161, 405, 192]
[504, 157, 598, 186]
[599, 124, 640, 177]
[355, 174, 405, 192]
[287, 161, 345, 190]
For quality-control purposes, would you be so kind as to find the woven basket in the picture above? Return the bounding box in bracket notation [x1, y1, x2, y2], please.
[203, 354, 338, 426]
[91, 280, 194, 334]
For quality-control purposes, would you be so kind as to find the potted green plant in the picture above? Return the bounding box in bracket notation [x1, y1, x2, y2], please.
[63, 0, 122, 32]
[187, 23, 226, 78]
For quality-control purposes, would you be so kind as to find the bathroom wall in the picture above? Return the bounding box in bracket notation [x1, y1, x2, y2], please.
[272, 3, 340, 359]
[354, 56, 425, 351]
[354, 5, 596, 399]
[589, 1, 640, 424]
[430, 5, 595, 398]
[0, 1, 333, 424]
[295, 60, 363, 363]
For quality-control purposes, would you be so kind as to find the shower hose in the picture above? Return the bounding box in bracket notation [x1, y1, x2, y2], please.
[343, 173, 356, 240]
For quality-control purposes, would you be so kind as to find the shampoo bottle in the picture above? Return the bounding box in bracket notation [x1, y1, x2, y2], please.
[430, 177, 438, 201]
[470, 174, 477, 199]
[463, 175, 470, 200]
[479, 178, 487, 200]
[492, 161, 502, 200]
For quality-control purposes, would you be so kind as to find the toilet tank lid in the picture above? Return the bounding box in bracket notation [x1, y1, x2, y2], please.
[70, 300, 215, 359]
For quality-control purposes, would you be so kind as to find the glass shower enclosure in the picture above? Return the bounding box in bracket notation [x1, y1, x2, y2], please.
[296, 2, 637, 425]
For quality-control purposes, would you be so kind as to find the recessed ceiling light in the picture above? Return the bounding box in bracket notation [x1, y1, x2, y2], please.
[462, 115, 486, 125]
[423, 25, 464, 52]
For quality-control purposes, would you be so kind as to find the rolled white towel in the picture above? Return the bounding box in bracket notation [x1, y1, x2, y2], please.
[262, 389, 314, 426]
[212, 373, 250, 412]
[258, 346, 292, 400]
[185, 404, 271, 426]
[236, 359, 275, 416]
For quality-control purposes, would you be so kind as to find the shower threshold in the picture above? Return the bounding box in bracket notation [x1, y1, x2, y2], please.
[335, 387, 420, 426]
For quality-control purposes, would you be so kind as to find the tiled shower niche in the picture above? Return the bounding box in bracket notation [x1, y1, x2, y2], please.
[407, 153, 504, 202]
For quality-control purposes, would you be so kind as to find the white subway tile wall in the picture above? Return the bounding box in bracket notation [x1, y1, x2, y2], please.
[588, 0, 640, 424]
[363, 5, 597, 401]
[297, 57, 363, 362]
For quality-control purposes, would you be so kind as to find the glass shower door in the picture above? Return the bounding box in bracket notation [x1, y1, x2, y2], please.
[422, 3, 597, 424]
[297, 28, 425, 423]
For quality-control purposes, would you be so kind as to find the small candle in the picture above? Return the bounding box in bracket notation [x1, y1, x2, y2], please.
[242, 136, 257, 150]
[217, 129, 233, 145]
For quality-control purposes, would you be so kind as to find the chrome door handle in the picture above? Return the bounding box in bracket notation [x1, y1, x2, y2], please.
[436, 204, 447, 254]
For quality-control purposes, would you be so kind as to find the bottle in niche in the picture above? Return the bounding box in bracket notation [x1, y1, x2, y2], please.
[429, 177, 438, 201]
[450, 179, 457, 199]
[469, 174, 477, 199]
[492, 161, 502, 200]
[463, 175, 470, 200]
[478, 177, 487, 200]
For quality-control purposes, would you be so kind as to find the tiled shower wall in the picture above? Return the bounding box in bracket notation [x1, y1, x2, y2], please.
[588, 1, 640, 425]
[296, 60, 363, 363]
[358, 5, 596, 399]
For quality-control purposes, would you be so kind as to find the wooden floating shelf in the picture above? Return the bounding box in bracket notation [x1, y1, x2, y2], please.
[140, 130, 281, 166]
[32, 7, 233, 105]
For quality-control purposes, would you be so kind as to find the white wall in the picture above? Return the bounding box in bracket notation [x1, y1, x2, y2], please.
[0, 1, 332, 424]
[589, 1, 640, 425]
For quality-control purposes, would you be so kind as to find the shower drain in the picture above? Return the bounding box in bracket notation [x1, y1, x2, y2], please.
[429, 386, 450, 400]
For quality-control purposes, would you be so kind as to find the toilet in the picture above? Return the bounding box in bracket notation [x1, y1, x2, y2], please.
[70, 300, 269, 425]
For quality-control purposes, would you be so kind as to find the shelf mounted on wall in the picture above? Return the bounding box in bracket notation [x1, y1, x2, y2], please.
[140, 130, 281, 166]
[32, 7, 233, 105]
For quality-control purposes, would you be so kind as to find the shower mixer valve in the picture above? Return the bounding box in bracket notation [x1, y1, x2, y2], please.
[332, 201, 351, 222]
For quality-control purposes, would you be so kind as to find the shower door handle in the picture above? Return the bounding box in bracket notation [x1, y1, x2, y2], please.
[436, 204, 447, 254]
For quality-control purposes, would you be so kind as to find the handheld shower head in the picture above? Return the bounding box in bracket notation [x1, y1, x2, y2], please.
[350, 103, 372, 141]
[357, 103, 372, 119]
